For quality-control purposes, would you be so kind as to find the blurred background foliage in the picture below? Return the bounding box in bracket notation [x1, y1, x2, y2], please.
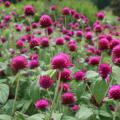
[1, 0, 120, 25]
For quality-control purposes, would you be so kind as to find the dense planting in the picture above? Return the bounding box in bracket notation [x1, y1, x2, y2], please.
[0, 1, 120, 120]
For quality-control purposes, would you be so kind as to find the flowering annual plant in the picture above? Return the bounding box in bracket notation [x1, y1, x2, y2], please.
[0, 1, 120, 120]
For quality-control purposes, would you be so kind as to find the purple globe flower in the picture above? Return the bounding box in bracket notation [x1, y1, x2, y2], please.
[24, 5, 35, 16]
[74, 70, 85, 81]
[98, 63, 112, 79]
[39, 15, 53, 28]
[108, 85, 120, 100]
[51, 53, 72, 69]
[61, 92, 75, 105]
[112, 45, 120, 66]
[11, 55, 27, 72]
[35, 99, 49, 110]
[39, 75, 53, 89]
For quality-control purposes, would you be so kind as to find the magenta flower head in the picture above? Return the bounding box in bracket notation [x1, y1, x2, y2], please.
[94, 24, 102, 33]
[16, 40, 24, 49]
[59, 83, 70, 92]
[71, 105, 80, 112]
[57, 68, 71, 82]
[98, 63, 112, 79]
[11, 55, 27, 72]
[32, 22, 38, 29]
[50, 5, 57, 11]
[110, 39, 120, 49]
[4, 1, 11, 7]
[39, 75, 53, 89]
[85, 32, 92, 40]
[74, 70, 85, 81]
[39, 15, 53, 28]
[112, 45, 120, 66]
[51, 53, 72, 69]
[40, 37, 49, 48]
[88, 56, 100, 66]
[35, 99, 49, 110]
[76, 30, 83, 37]
[24, 5, 35, 16]
[4, 15, 11, 22]
[62, 7, 70, 16]
[108, 85, 120, 100]
[96, 11, 105, 20]
[64, 35, 70, 41]
[55, 37, 64, 45]
[47, 27, 53, 35]
[29, 59, 39, 69]
[61, 92, 75, 105]
[29, 37, 40, 49]
[98, 38, 110, 51]
[68, 43, 77, 52]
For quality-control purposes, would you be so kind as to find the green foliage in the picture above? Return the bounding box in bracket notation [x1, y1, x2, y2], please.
[111, 0, 120, 16]
[56, 0, 98, 24]
[91, 0, 111, 9]
[0, 84, 9, 104]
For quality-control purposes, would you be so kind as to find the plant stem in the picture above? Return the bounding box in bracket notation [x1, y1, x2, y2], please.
[12, 73, 20, 115]
[49, 70, 61, 120]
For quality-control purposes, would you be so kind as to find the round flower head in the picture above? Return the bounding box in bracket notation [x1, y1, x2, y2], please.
[39, 15, 52, 28]
[110, 39, 120, 49]
[108, 85, 120, 100]
[59, 83, 70, 92]
[71, 105, 80, 112]
[4, 1, 11, 7]
[50, 5, 57, 11]
[24, 5, 35, 16]
[74, 70, 85, 81]
[57, 68, 71, 82]
[62, 7, 70, 16]
[32, 22, 38, 29]
[16, 40, 24, 49]
[76, 30, 83, 37]
[61, 92, 75, 105]
[98, 38, 110, 50]
[40, 37, 49, 48]
[51, 53, 71, 69]
[29, 59, 39, 69]
[47, 27, 53, 35]
[88, 56, 100, 66]
[39, 75, 53, 89]
[112, 45, 120, 66]
[68, 43, 77, 52]
[35, 99, 49, 110]
[85, 32, 92, 40]
[98, 63, 112, 79]
[94, 24, 102, 33]
[96, 11, 105, 20]
[11, 55, 27, 72]
[29, 37, 40, 48]
[55, 37, 64, 45]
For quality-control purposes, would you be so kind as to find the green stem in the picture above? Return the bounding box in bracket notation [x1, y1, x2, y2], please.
[65, 16, 67, 28]
[49, 70, 61, 120]
[12, 73, 20, 115]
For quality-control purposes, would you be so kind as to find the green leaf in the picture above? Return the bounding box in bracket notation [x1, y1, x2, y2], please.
[53, 113, 63, 120]
[86, 71, 99, 80]
[0, 84, 9, 104]
[0, 114, 12, 120]
[21, 100, 32, 113]
[30, 82, 41, 103]
[112, 65, 120, 84]
[75, 105, 95, 120]
[92, 80, 108, 104]
[26, 114, 44, 120]
[62, 116, 77, 120]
